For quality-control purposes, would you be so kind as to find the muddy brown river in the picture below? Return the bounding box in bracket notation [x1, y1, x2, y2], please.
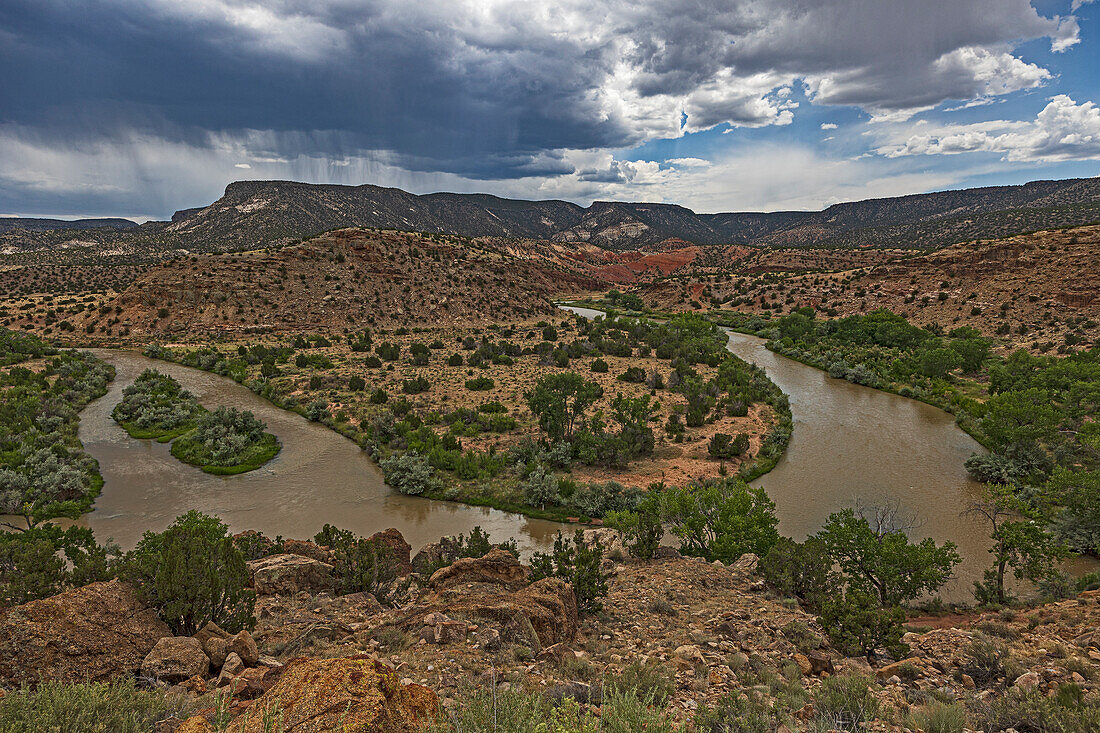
[77, 350, 565, 556]
[72, 310, 1090, 601]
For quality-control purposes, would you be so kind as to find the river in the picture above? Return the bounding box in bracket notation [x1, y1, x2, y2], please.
[74, 309, 1080, 601]
[563, 305, 1004, 602]
[77, 350, 565, 555]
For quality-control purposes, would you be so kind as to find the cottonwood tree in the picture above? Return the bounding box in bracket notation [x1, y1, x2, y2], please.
[965, 483, 1069, 605]
[525, 372, 603, 442]
[817, 501, 960, 607]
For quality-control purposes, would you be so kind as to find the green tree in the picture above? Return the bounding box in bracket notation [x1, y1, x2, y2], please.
[918, 348, 959, 379]
[605, 489, 663, 560]
[950, 337, 992, 373]
[659, 477, 779, 563]
[759, 536, 834, 609]
[609, 393, 657, 458]
[121, 511, 254, 634]
[966, 484, 1069, 605]
[816, 503, 960, 606]
[380, 451, 435, 495]
[530, 530, 609, 614]
[818, 589, 908, 661]
[313, 525, 396, 597]
[0, 526, 117, 606]
[525, 373, 603, 442]
[980, 388, 1061, 451]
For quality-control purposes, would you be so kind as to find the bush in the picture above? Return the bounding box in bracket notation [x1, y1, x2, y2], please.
[818, 590, 908, 662]
[970, 687, 1100, 733]
[121, 511, 255, 635]
[402, 376, 430, 394]
[590, 358, 609, 373]
[111, 369, 201, 438]
[707, 432, 749, 459]
[608, 660, 676, 708]
[908, 702, 967, 733]
[813, 675, 880, 731]
[169, 406, 280, 473]
[759, 536, 833, 609]
[0, 526, 118, 606]
[313, 524, 397, 597]
[530, 530, 609, 614]
[617, 366, 646, 382]
[380, 451, 435, 495]
[370, 388, 388, 404]
[0, 678, 188, 733]
[693, 691, 782, 733]
[465, 376, 495, 391]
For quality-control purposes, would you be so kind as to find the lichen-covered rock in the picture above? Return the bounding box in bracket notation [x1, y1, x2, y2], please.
[142, 637, 210, 683]
[178, 655, 438, 732]
[0, 580, 171, 687]
[369, 528, 413, 576]
[248, 554, 334, 596]
[428, 548, 528, 591]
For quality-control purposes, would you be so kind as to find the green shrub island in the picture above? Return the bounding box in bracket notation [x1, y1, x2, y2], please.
[110, 368, 203, 441]
[169, 406, 281, 475]
[0, 329, 114, 529]
[111, 369, 280, 474]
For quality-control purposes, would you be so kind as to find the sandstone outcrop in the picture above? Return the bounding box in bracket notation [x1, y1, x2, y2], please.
[141, 637, 210, 683]
[0, 579, 170, 687]
[248, 554, 334, 596]
[178, 655, 438, 733]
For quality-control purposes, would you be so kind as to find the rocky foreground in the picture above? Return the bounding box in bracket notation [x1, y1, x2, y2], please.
[3, 529, 1100, 731]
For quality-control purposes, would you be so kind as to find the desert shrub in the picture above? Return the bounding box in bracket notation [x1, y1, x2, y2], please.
[608, 660, 676, 708]
[522, 466, 559, 509]
[348, 375, 366, 391]
[970, 686, 1100, 733]
[759, 536, 834, 609]
[0, 678, 188, 733]
[380, 451, 435, 495]
[818, 590, 908, 661]
[530, 529, 609, 614]
[370, 388, 388, 404]
[313, 524, 397, 597]
[121, 511, 255, 634]
[693, 691, 782, 733]
[305, 399, 329, 421]
[813, 674, 880, 731]
[0, 525, 118, 606]
[465, 376, 495, 391]
[961, 636, 1006, 684]
[590, 358, 609, 373]
[402, 376, 430, 394]
[617, 366, 646, 382]
[707, 432, 749, 459]
[908, 702, 967, 733]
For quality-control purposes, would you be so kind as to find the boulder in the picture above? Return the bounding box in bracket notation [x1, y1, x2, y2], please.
[202, 637, 229, 669]
[282, 539, 332, 564]
[1014, 671, 1042, 691]
[218, 653, 246, 686]
[730, 553, 759, 574]
[0, 579, 171, 687]
[229, 631, 260, 667]
[807, 651, 835, 676]
[248, 554, 334, 596]
[177, 655, 438, 732]
[477, 627, 502, 651]
[142, 637, 210, 683]
[368, 528, 413, 576]
[428, 549, 528, 591]
[411, 542, 447, 575]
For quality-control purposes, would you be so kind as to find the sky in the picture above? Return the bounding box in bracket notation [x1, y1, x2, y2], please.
[1, 0, 1099, 221]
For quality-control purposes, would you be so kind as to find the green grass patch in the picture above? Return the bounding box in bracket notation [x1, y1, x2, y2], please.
[170, 431, 281, 475]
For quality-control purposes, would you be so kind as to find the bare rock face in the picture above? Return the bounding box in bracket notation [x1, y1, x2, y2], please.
[428, 549, 529, 591]
[368, 528, 413, 576]
[400, 551, 578, 647]
[177, 655, 439, 732]
[0, 579, 171, 687]
[248, 554, 334, 596]
[141, 637, 210, 683]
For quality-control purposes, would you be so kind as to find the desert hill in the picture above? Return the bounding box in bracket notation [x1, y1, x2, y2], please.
[81, 228, 604, 336]
[4, 177, 1099, 257]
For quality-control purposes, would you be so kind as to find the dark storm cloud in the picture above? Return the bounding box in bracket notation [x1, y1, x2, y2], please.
[0, 0, 1082, 215]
